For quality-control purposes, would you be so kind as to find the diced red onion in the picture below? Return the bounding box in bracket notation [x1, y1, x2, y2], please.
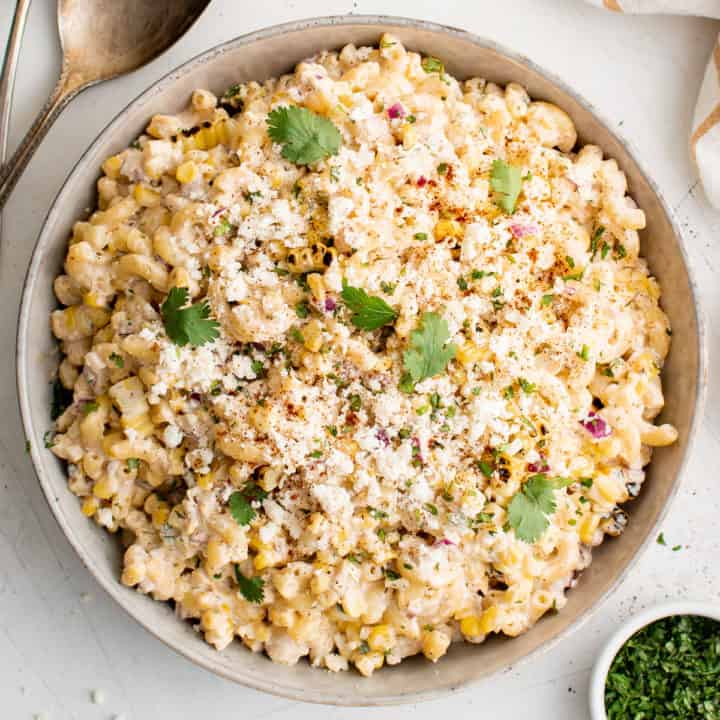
[437, 538, 456, 546]
[387, 102, 406, 119]
[509, 222, 539, 238]
[417, 176, 427, 187]
[324, 297, 337, 312]
[580, 412, 611, 439]
[211, 206, 227, 219]
[527, 460, 550, 473]
[376, 428, 390, 447]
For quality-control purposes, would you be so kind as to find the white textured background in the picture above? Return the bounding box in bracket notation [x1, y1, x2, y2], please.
[1, 1, 719, 718]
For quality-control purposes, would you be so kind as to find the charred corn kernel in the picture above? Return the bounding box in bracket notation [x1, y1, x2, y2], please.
[121, 564, 145, 586]
[460, 616, 483, 638]
[175, 160, 199, 184]
[81, 496, 99, 516]
[479, 606, 499, 634]
[434, 219, 464, 240]
[402, 124, 417, 148]
[303, 319, 323, 352]
[102, 154, 123, 179]
[197, 471, 214, 490]
[421, 630, 450, 662]
[92, 476, 117, 500]
[133, 184, 161, 207]
[456, 342, 483, 365]
[368, 624, 395, 652]
[579, 514, 601, 544]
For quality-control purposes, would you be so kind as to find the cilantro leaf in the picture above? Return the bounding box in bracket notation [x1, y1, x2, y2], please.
[228, 482, 268, 527]
[401, 312, 457, 392]
[234, 565, 265, 603]
[229, 491, 255, 526]
[161, 287, 220, 347]
[490, 159, 524, 214]
[341, 282, 398, 330]
[507, 474, 559, 543]
[267, 106, 341, 165]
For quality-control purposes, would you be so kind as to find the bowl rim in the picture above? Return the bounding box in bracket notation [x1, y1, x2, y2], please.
[15, 14, 708, 705]
[588, 600, 720, 719]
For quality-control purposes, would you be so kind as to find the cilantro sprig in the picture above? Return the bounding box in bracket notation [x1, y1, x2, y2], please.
[161, 287, 220, 347]
[490, 159, 524, 214]
[267, 106, 341, 165]
[507, 474, 573, 543]
[341, 282, 398, 330]
[234, 565, 265, 603]
[228, 482, 269, 527]
[400, 312, 457, 393]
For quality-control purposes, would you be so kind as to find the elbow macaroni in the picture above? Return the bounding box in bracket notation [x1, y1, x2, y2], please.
[47, 36, 677, 676]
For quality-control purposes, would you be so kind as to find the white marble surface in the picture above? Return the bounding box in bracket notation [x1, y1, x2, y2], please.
[1, 1, 719, 718]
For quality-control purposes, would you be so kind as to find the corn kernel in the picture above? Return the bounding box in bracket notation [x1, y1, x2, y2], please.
[152, 506, 169, 527]
[579, 514, 600, 544]
[133, 184, 161, 207]
[197, 471, 214, 490]
[175, 160, 199, 184]
[81, 496, 99, 517]
[402, 125, 417, 148]
[460, 616, 483, 638]
[479, 606, 499, 634]
[456, 342, 484, 365]
[121, 564, 145, 586]
[254, 551, 273, 571]
[92, 477, 116, 500]
[368, 624, 395, 652]
[421, 630, 450, 662]
[434, 219, 464, 240]
[302, 319, 324, 352]
[102, 154, 123, 179]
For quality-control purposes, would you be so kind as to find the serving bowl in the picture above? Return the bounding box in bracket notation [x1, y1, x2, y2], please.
[589, 601, 720, 719]
[16, 15, 705, 705]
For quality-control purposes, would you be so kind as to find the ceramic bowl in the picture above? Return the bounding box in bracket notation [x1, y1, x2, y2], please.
[16, 15, 706, 705]
[589, 601, 720, 719]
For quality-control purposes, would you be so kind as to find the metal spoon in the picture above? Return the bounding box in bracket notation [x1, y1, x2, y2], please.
[0, 0, 211, 210]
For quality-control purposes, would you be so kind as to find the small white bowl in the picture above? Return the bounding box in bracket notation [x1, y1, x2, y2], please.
[589, 600, 720, 719]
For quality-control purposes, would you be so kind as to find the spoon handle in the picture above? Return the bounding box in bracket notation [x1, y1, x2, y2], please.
[0, 0, 32, 229]
[0, 69, 78, 211]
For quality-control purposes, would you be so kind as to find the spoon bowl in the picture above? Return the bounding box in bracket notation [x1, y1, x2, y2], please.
[0, 0, 211, 208]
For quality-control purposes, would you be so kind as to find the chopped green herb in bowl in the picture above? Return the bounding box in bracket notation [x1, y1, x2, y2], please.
[590, 602, 720, 720]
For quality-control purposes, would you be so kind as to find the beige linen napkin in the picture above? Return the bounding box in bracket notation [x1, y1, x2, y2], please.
[586, 0, 720, 207]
